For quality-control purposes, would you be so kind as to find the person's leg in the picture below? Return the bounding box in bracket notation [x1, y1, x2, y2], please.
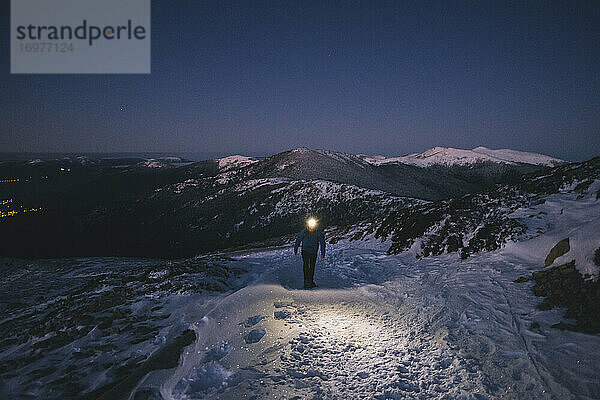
[301, 251, 310, 287]
[309, 252, 317, 285]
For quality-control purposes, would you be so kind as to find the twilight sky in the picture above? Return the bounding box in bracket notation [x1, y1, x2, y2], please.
[1, 1, 599, 160]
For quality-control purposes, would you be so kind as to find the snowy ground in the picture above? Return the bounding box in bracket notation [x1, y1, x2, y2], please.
[133, 240, 600, 400]
[2, 183, 599, 400]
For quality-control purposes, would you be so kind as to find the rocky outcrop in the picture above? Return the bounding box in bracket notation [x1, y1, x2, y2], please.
[531, 261, 600, 333]
[544, 238, 570, 266]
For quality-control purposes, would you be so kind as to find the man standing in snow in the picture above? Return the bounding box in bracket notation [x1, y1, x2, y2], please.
[294, 217, 326, 289]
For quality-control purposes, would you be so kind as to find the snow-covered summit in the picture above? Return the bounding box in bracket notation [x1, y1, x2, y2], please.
[470, 146, 564, 166]
[358, 146, 564, 167]
[217, 155, 259, 171]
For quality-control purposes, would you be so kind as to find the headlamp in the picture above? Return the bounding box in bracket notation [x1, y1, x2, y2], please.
[307, 218, 317, 229]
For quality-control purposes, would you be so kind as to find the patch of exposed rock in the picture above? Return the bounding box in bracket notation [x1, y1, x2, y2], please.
[531, 261, 600, 333]
[544, 238, 570, 266]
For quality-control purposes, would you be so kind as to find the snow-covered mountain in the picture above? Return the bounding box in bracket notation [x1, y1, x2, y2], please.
[238, 147, 530, 200]
[1, 149, 599, 400]
[358, 146, 564, 167]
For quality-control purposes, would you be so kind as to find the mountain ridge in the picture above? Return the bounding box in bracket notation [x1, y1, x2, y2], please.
[0, 147, 590, 260]
[357, 146, 564, 167]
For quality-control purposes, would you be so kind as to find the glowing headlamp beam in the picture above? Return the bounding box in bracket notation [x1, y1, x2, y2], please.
[307, 218, 317, 229]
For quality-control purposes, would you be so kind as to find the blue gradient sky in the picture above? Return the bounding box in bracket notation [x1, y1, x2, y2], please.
[1, 1, 599, 160]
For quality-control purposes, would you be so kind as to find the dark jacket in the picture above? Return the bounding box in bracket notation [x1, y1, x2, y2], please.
[294, 228, 325, 257]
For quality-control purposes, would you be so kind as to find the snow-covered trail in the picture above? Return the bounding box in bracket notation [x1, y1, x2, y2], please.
[148, 243, 600, 400]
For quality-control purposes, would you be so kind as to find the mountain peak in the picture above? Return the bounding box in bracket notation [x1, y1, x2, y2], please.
[358, 146, 563, 167]
[216, 155, 258, 171]
[290, 147, 311, 154]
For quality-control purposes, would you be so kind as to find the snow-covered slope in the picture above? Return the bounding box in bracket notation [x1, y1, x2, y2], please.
[4, 233, 599, 399]
[155, 242, 600, 400]
[359, 146, 564, 167]
[376, 156, 599, 268]
[506, 179, 600, 278]
[149, 174, 419, 256]
[470, 146, 564, 166]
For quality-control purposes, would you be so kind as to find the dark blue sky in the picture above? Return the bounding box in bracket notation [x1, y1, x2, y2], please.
[1, 1, 599, 160]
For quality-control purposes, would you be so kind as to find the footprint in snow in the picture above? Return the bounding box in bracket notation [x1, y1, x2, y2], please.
[204, 342, 232, 361]
[244, 329, 266, 344]
[243, 315, 264, 327]
[274, 310, 292, 319]
[273, 301, 293, 308]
